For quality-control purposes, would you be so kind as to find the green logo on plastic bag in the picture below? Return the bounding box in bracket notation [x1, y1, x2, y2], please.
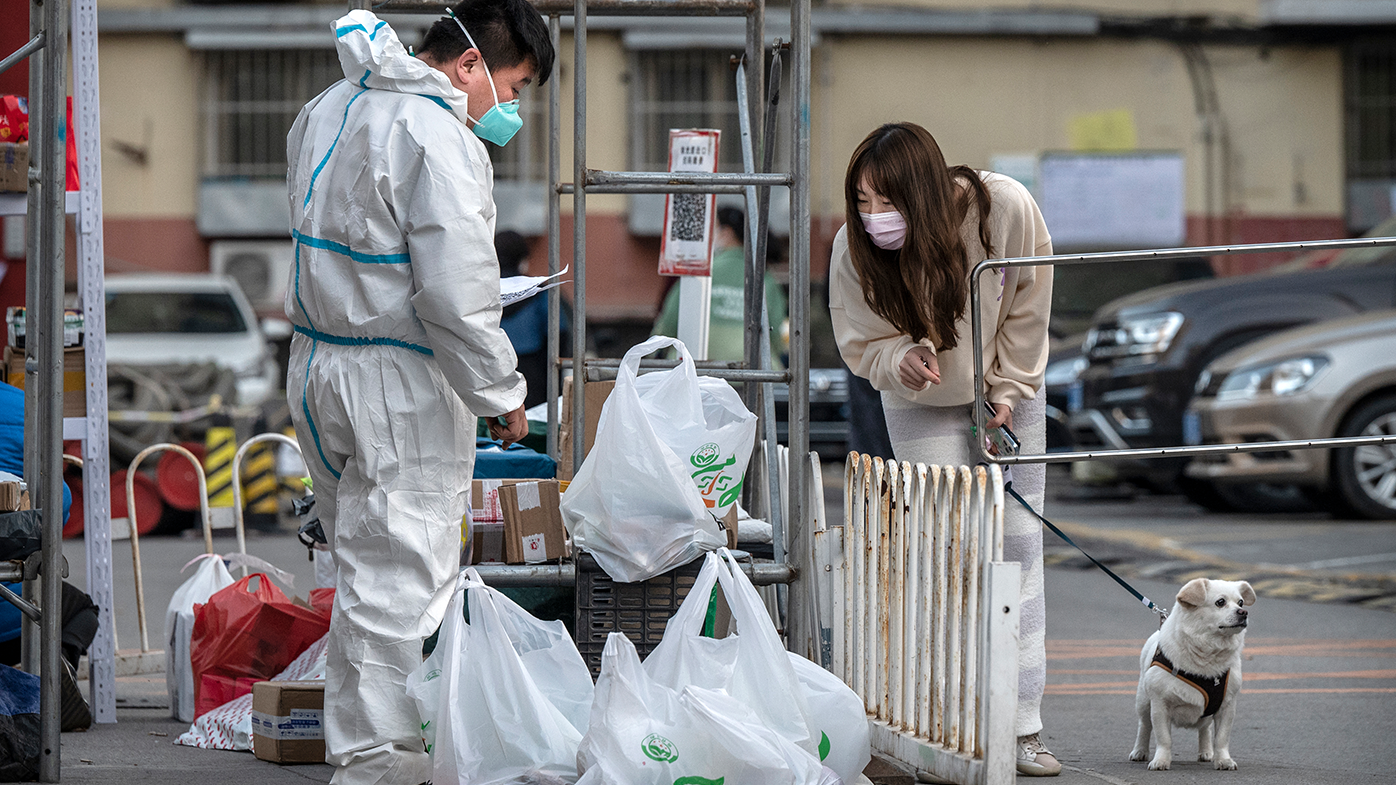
[690, 442, 721, 468]
[424, 669, 441, 681]
[673, 777, 724, 785]
[818, 731, 831, 761]
[642, 733, 679, 763]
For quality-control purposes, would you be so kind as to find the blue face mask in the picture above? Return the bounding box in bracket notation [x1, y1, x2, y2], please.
[449, 11, 524, 146]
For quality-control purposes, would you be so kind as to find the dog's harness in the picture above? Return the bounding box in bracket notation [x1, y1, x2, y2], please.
[1150, 646, 1230, 718]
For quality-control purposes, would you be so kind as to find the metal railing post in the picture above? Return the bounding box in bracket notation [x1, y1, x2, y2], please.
[969, 236, 1396, 467]
[570, 0, 588, 474]
[786, 0, 812, 657]
[546, 14, 562, 460]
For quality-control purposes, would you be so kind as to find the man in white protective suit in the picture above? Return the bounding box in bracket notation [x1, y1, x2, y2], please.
[284, 2, 553, 782]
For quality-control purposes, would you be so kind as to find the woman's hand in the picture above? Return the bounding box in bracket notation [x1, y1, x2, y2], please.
[899, 346, 940, 390]
[986, 402, 1013, 431]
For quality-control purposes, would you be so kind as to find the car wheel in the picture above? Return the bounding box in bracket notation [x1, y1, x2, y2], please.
[1332, 395, 1396, 520]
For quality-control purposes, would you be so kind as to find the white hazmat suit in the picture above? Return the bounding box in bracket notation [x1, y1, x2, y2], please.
[285, 11, 525, 784]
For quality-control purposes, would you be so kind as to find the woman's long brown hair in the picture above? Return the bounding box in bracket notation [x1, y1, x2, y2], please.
[844, 123, 993, 352]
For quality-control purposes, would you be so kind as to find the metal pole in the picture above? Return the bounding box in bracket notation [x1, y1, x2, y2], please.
[36, 0, 68, 773]
[967, 236, 1396, 467]
[546, 14, 561, 460]
[71, 0, 116, 720]
[377, 0, 757, 15]
[570, 0, 587, 473]
[786, 0, 812, 657]
[20, 0, 44, 681]
[585, 169, 789, 187]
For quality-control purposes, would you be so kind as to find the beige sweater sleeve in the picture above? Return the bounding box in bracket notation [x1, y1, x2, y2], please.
[984, 176, 1054, 410]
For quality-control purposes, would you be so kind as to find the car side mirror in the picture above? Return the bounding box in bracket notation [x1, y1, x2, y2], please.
[260, 317, 293, 341]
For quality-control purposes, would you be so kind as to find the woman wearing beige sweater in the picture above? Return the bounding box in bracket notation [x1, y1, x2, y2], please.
[829, 122, 1058, 776]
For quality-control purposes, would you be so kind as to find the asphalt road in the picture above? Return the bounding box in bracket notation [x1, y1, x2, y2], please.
[51, 465, 1396, 784]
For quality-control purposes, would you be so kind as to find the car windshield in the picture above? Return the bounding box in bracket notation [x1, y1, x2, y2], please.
[106, 291, 248, 334]
[1275, 215, 1396, 272]
[1050, 259, 1213, 336]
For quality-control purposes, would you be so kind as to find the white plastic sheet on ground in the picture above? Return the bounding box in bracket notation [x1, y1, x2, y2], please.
[577, 631, 826, 785]
[175, 634, 329, 751]
[561, 336, 756, 583]
[407, 568, 594, 785]
[164, 554, 234, 723]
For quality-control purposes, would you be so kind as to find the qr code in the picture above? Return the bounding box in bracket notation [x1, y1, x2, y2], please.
[669, 194, 708, 242]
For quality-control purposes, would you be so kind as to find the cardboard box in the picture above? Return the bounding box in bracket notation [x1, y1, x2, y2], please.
[468, 521, 505, 564]
[0, 143, 26, 193]
[557, 378, 614, 481]
[0, 481, 22, 513]
[4, 345, 85, 418]
[499, 480, 565, 564]
[6, 307, 84, 349]
[251, 680, 325, 764]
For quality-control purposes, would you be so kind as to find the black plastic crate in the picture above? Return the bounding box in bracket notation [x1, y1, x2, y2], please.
[573, 551, 705, 678]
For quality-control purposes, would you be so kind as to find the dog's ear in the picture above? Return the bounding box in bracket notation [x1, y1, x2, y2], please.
[1239, 581, 1256, 606]
[1176, 578, 1209, 609]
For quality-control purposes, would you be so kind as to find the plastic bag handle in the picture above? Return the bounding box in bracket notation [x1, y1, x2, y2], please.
[664, 552, 724, 637]
[618, 335, 697, 385]
[230, 572, 282, 603]
[711, 548, 783, 648]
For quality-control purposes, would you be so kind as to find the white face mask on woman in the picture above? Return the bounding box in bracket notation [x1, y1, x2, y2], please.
[859, 210, 907, 250]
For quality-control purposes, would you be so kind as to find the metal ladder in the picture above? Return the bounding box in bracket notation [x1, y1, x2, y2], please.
[371, 0, 816, 653]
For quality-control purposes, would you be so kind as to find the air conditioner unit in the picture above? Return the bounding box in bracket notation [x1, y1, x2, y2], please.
[209, 239, 294, 313]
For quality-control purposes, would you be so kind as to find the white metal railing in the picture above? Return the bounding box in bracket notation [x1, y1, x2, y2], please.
[813, 454, 1021, 785]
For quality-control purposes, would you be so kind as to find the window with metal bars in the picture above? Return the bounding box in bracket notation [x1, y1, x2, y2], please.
[1347, 42, 1396, 180]
[201, 49, 342, 179]
[201, 49, 545, 182]
[630, 49, 743, 172]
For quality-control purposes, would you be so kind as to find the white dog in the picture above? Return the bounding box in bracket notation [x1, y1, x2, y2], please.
[1129, 578, 1255, 771]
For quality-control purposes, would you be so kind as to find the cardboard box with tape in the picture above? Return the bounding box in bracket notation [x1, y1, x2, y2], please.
[499, 479, 565, 564]
[4, 345, 86, 418]
[557, 378, 614, 481]
[251, 680, 325, 764]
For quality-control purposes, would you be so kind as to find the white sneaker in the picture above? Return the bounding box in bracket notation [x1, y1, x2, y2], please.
[1016, 733, 1062, 777]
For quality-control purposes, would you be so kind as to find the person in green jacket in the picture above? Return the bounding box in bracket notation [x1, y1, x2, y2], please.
[652, 206, 788, 368]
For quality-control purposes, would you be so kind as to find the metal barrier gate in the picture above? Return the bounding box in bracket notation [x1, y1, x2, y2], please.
[814, 455, 1021, 785]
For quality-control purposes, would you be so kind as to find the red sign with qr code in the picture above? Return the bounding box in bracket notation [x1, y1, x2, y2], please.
[658, 129, 721, 277]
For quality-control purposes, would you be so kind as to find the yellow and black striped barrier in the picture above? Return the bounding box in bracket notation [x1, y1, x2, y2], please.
[241, 442, 279, 517]
[204, 425, 237, 508]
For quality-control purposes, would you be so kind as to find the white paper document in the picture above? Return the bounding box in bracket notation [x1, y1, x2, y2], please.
[500, 266, 569, 307]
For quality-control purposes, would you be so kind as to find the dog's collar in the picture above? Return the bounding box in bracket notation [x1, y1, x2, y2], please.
[1151, 646, 1230, 718]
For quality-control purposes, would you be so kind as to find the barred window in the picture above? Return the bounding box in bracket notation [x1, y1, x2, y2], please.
[631, 50, 742, 172]
[1347, 42, 1396, 180]
[201, 49, 342, 179]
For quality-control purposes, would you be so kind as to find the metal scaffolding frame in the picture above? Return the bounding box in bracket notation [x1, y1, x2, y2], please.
[4, 0, 117, 776]
[372, 0, 815, 651]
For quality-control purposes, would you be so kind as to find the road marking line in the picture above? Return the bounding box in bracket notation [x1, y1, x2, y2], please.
[1287, 551, 1396, 570]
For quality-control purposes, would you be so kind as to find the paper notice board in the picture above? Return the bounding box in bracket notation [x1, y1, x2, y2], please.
[1038, 152, 1185, 251]
[659, 129, 721, 276]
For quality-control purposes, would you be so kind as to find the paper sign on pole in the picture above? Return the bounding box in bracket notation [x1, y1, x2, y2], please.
[658, 129, 721, 277]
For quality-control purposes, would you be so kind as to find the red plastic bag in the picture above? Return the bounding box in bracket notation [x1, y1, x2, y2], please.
[189, 574, 332, 718]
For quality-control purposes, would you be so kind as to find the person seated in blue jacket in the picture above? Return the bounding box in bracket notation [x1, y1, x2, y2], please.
[0, 381, 94, 668]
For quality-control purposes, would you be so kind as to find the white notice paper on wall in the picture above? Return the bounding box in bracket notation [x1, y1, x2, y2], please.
[659, 129, 722, 276]
[1038, 152, 1185, 251]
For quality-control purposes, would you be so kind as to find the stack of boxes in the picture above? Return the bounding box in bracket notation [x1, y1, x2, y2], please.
[467, 479, 566, 565]
[4, 307, 86, 418]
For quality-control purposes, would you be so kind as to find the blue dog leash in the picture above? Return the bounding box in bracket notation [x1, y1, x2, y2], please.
[1003, 481, 1170, 621]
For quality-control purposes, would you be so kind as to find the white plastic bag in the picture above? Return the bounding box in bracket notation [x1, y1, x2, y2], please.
[406, 568, 594, 785]
[787, 653, 871, 784]
[644, 549, 817, 753]
[577, 632, 825, 785]
[561, 336, 756, 583]
[165, 554, 235, 722]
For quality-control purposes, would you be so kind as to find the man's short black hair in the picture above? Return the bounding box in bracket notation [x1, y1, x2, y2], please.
[419, 0, 555, 85]
[494, 230, 530, 277]
[716, 206, 745, 238]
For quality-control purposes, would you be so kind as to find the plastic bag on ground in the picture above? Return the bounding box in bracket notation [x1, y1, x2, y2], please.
[561, 337, 756, 583]
[407, 568, 594, 785]
[165, 554, 235, 723]
[576, 632, 824, 785]
[643, 549, 816, 753]
[786, 653, 871, 784]
[189, 574, 332, 718]
[175, 634, 329, 751]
